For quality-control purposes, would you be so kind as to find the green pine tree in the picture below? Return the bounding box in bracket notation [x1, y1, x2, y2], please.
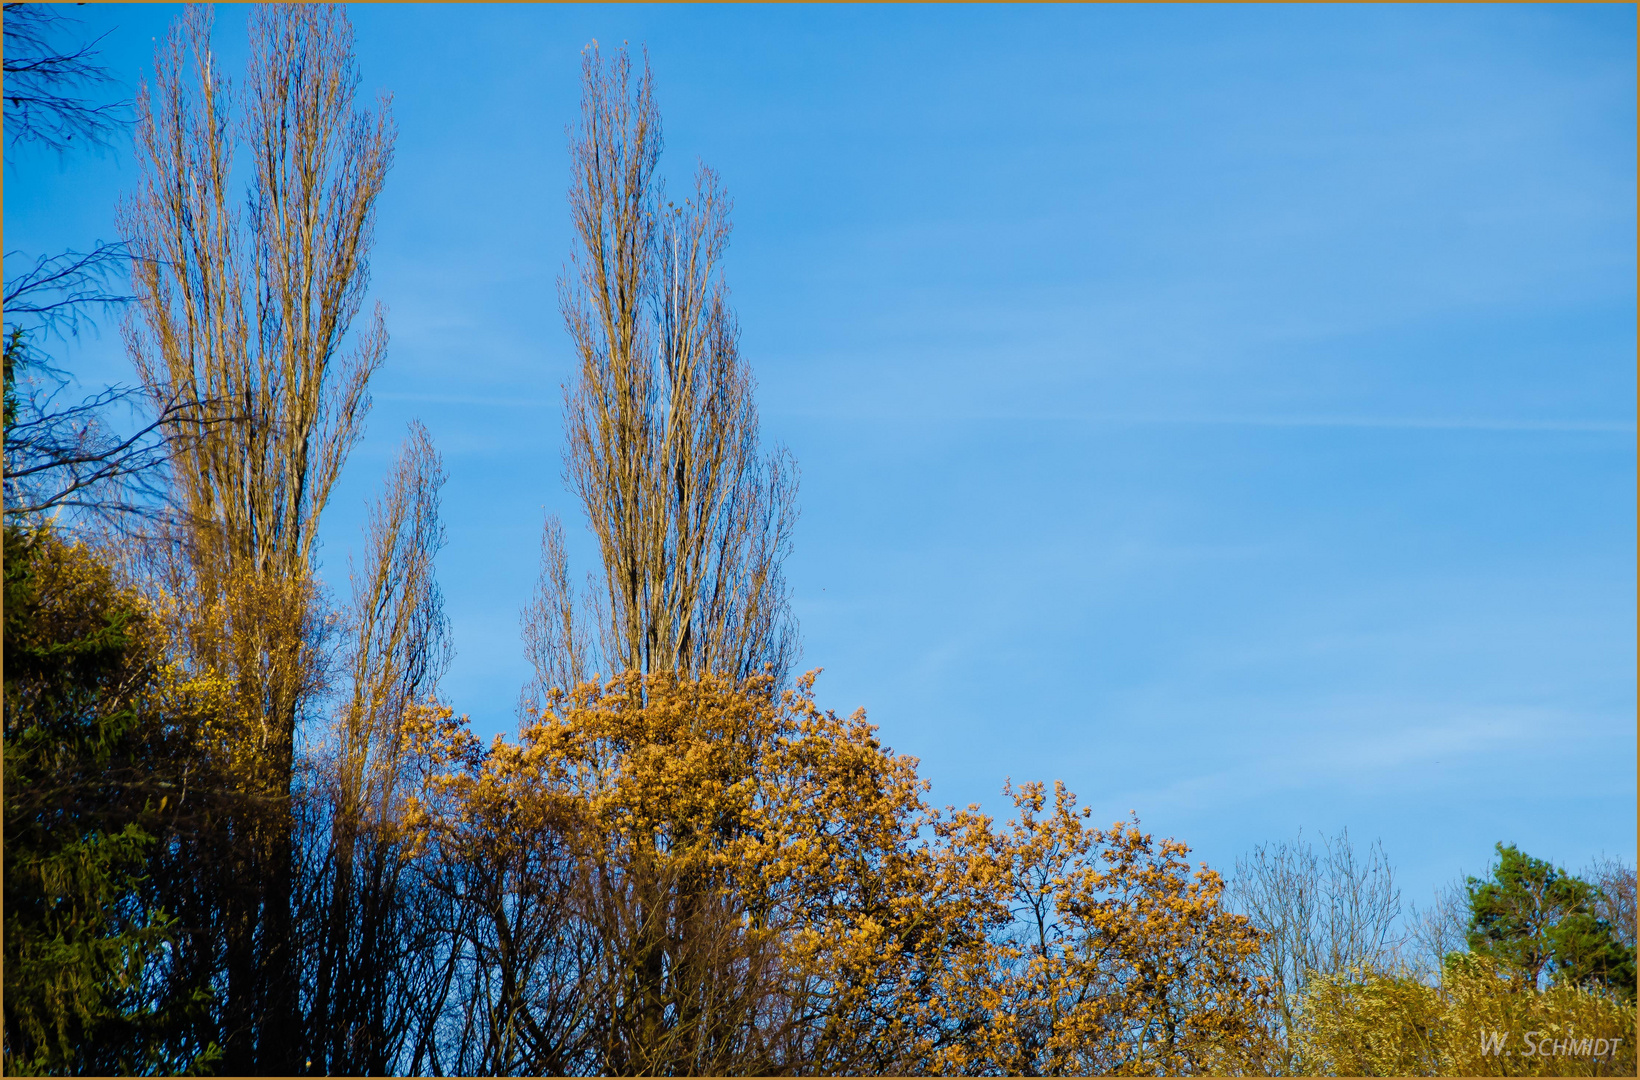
[1466, 842, 1636, 1000]
[3, 523, 221, 1074]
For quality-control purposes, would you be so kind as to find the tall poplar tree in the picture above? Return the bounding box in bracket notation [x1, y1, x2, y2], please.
[524, 44, 798, 702]
[120, 5, 395, 1069]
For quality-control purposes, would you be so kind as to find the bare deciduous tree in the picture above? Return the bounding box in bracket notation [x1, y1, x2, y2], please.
[503, 44, 804, 1074]
[1316, 828, 1405, 974]
[412, 779, 593, 1076]
[119, 4, 394, 1069]
[520, 513, 594, 709]
[123, 3, 392, 587]
[1230, 828, 1404, 1073]
[1585, 855, 1638, 957]
[1405, 875, 1470, 983]
[527, 43, 798, 702]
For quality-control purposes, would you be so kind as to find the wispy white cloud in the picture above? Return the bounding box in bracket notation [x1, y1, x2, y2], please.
[1109, 704, 1620, 815]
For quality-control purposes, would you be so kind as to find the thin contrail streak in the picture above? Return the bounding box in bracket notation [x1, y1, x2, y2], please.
[1114, 414, 1637, 433]
[788, 409, 1638, 433]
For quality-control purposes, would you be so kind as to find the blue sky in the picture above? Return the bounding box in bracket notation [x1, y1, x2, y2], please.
[7, 3, 1635, 908]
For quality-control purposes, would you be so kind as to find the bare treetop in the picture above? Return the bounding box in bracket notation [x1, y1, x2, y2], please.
[526, 43, 798, 699]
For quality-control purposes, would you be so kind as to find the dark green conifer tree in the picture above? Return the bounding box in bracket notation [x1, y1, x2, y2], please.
[3, 523, 221, 1074]
[1466, 842, 1636, 999]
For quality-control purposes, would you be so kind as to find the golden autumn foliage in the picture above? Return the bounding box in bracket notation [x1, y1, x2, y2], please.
[17, 516, 1631, 1077]
[939, 782, 1277, 1075]
[1295, 953, 1636, 1077]
[393, 672, 1273, 1075]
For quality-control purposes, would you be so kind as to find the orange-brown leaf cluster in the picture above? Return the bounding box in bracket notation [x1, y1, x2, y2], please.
[396, 672, 1274, 1075]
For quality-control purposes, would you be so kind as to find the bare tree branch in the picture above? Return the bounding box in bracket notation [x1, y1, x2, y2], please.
[3, 243, 132, 335]
[3, 2, 131, 157]
[303, 420, 451, 1075]
[2, 341, 200, 520]
[1584, 855, 1638, 957]
[1229, 828, 1405, 1072]
[2, 24, 172, 526]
